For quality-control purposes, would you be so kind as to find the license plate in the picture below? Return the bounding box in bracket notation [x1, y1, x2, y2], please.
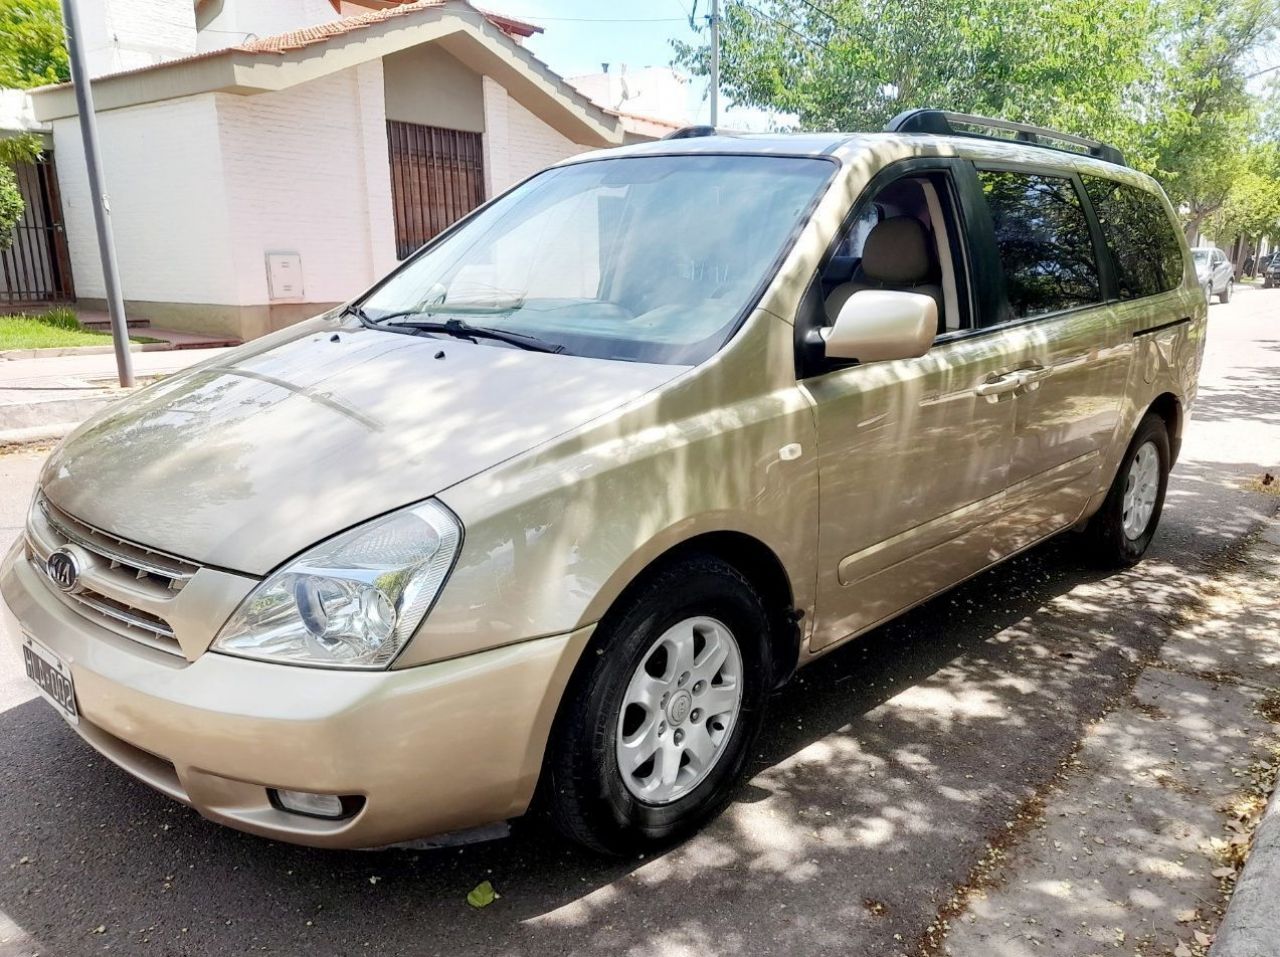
[21, 634, 79, 725]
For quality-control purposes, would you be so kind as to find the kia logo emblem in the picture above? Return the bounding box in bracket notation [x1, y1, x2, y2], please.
[46, 548, 81, 593]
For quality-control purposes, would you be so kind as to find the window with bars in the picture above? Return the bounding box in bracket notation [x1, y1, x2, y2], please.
[386, 121, 486, 260]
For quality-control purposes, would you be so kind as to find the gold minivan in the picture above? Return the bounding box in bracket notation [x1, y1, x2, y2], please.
[2, 111, 1205, 854]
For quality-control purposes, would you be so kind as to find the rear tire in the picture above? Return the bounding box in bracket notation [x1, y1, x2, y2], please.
[544, 555, 771, 855]
[1083, 413, 1170, 568]
[1219, 278, 1233, 303]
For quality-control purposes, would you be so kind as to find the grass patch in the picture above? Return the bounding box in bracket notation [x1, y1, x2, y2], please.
[0, 307, 161, 350]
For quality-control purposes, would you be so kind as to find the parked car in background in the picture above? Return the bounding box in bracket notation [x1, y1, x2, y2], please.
[1264, 253, 1280, 288]
[2, 110, 1207, 855]
[1192, 246, 1234, 303]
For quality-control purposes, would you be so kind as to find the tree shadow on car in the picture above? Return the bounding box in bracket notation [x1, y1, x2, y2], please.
[0, 522, 1227, 957]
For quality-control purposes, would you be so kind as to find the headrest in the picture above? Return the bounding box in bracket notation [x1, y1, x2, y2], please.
[860, 216, 933, 285]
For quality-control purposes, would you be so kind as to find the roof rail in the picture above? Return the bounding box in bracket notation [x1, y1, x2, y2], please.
[662, 125, 719, 140]
[885, 109, 1126, 167]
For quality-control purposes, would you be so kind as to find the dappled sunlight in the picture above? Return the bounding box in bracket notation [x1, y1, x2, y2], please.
[890, 683, 1009, 725]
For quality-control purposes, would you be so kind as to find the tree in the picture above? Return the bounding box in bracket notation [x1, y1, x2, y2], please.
[1141, 0, 1280, 239]
[672, 0, 1280, 235]
[0, 134, 43, 251]
[1209, 143, 1280, 263]
[673, 0, 1158, 146]
[0, 0, 69, 89]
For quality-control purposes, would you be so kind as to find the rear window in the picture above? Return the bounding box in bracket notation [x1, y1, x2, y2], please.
[977, 170, 1102, 320]
[1082, 178, 1184, 300]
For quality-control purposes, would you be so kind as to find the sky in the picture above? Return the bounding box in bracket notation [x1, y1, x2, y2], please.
[489, 0, 783, 128]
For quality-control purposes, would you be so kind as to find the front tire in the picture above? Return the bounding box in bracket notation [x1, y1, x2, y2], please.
[1083, 413, 1171, 568]
[544, 555, 771, 855]
[1203, 282, 1213, 305]
[1220, 278, 1233, 303]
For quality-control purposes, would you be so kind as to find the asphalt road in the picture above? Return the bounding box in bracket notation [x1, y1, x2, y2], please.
[1, 288, 1278, 957]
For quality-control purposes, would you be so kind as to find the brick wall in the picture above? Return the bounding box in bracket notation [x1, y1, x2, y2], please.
[55, 64, 396, 323]
[214, 62, 397, 308]
[51, 95, 238, 304]
[481, 77, 591, 197]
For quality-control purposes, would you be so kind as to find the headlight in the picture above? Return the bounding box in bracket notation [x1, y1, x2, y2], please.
[212, 501, 461, 669]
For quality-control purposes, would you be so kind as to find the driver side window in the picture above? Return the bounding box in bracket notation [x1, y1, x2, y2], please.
[819, 171, 970, 335]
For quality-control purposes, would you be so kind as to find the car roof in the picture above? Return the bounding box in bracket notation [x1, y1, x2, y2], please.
[567, 130, 1160, 192]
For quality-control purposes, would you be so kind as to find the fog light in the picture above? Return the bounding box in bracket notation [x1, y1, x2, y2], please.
[271, 789, 347, 819]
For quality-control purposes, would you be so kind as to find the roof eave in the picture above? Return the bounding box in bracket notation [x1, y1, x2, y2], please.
[30, 2, 623, 146]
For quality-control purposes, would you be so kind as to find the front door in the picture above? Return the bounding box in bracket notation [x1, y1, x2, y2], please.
[806, 336, 1020, 650]
[804, 161, 1019, 652]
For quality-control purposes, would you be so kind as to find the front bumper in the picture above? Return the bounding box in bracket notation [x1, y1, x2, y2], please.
[1, 539, 591, 848]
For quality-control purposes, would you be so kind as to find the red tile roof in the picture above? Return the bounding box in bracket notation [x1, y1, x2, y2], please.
[236, 2, 456, 55]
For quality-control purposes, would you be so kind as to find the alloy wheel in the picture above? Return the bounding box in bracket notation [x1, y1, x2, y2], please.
[615, 616, 744, 805]
[1122, 441, 1160, 540]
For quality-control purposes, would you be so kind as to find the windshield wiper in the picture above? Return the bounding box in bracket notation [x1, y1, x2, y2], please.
[381, 316, 564, 354]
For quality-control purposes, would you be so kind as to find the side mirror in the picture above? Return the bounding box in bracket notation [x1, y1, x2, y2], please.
[823, 290, 937, 363]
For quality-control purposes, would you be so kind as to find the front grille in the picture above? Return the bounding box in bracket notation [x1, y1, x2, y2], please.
[30, 493, 199, 656]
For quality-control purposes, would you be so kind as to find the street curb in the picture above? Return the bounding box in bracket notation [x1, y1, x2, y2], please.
[0, 341, 172, 361]
[1210, 775, 1280, 957]
[0, 392, 127, 433]
[0, 421, 76, 450]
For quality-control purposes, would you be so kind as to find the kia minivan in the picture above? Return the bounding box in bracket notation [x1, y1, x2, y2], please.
[2, 111, 1205, 854]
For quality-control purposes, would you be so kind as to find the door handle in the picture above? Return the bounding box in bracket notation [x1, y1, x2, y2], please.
[1012, 365, 1054, 391]
[973, 374, 1022, 399]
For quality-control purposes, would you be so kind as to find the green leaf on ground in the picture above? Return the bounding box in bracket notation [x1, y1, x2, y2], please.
[466, 880, 497, 909]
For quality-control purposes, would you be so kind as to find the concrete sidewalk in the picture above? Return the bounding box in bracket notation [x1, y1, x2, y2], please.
[942, 519, 1280, 957]
[0, 347, 233, 441]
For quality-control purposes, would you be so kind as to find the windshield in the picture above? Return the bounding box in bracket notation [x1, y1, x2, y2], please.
[1192, 250, 1211, 265]
[360, 154, 833, 364]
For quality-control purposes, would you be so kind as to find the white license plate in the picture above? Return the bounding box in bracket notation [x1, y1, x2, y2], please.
[21, 633, 79, 725]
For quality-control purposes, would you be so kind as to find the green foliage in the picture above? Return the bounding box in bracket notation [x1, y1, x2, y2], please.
[1141, 0, 1280, 234]
[673, 0, 1280, 233]
[0, 0, 69, 89]
[0, 133, 43, 251]
[0, 308, 161, 350]
[1209, 144, 1280, 247]
[0, 162, 23, 251]
[673, 0, 1158, 142]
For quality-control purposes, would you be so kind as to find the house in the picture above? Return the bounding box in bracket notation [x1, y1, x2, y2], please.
[18, 0, 679, 340]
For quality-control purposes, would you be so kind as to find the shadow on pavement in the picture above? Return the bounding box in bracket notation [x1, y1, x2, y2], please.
[0, 529, 1234, 957]
[1, 338, 1278, 957]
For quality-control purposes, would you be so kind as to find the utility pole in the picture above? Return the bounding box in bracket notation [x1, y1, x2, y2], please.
[709, 0, 720, 127]
[58, 0, 134, 387]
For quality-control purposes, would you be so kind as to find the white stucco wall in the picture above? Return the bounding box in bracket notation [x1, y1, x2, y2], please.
[51, 58, 615, 338]
[82, 0, 198, 78]
[197, 0, 342, 53]
[481, 77, 591, 197]
[214, 62, 397, 308]
[51, 94, 238, 304]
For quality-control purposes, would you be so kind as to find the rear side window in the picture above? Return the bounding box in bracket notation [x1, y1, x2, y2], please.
[1083, 177, 1184, 299]
[977, 170, 1102, 320]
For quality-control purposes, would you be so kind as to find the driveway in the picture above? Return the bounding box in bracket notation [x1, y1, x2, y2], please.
[1, 289, 1278, 957]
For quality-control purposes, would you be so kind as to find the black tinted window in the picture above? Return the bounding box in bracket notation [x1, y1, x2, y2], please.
[978, 170, 1101, 319]
[1081, 178, 1184, 300]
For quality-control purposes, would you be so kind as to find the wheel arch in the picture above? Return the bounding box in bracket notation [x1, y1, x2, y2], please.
[567, 531, 803, 707]
[1147, 391, 1183, 465]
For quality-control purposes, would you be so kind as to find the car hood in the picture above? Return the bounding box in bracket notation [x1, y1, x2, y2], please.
[40, 321, 682, 575]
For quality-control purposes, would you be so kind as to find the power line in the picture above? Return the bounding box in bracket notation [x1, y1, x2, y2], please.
[794, 0, 837, 24]
[518, 15, 687, 23]
[735, 2, 826, 49]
